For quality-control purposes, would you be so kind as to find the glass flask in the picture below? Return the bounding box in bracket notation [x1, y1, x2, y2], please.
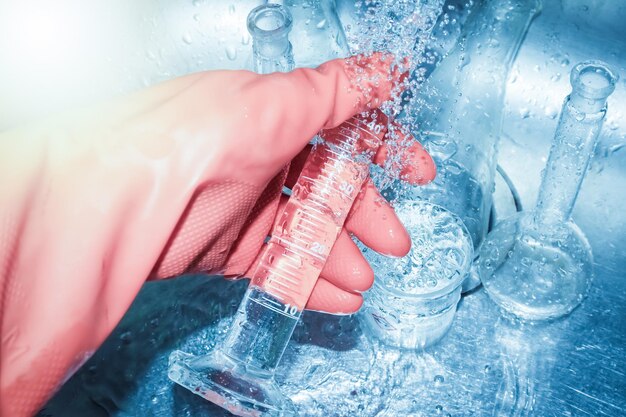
[247, 3, 295, 73]
[479, 61, 619, 321]
[404, 0, 541, 291]
[359, 200, 473, 350]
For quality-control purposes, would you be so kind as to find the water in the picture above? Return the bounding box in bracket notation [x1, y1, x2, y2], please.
[342, 0, 446, 149]
[360, 200, 472, 294]
[380, 158, 487, 249]
[167, 288, 299, 415]
[358, 200, 473, 349]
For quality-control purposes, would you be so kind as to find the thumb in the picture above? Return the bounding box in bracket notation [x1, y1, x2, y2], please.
[243, 53, 406, 161]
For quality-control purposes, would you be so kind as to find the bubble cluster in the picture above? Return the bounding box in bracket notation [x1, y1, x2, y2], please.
[341, 0, 447, 186]
[359, 199, 472, 295]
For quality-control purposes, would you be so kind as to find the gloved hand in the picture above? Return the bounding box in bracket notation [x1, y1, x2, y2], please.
[0, 53, 435, 416]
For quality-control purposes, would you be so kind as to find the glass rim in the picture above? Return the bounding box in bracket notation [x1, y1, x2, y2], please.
[247, 4, 293, 40]
[570, 60, 619, 100]
[368, 200, 473, 300]
[372, 276, 464, 300]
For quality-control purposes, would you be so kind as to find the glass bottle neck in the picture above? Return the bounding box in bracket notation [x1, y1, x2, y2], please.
[247, 4, 295, 74]
[534, 99, 606, 225]
[252, 38, 294, 74]
[534, 61, 617, 225]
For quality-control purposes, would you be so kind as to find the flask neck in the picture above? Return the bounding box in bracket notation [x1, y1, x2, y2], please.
[534, 61, 617, 225]
[247, 4, 295, 74]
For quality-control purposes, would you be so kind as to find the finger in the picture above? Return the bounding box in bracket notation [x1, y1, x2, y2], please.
[305, 277, 364, 314]
[373, 120, 436, 185]
[248, 53, 407, 161]
[345, 179, 411, 257]
[319, 230, 374, 293]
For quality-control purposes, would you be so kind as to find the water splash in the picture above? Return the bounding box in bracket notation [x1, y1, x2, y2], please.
[344, 0, 446, 189]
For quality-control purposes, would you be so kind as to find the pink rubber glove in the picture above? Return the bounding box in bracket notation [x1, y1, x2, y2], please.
[0, 54, 435, 416]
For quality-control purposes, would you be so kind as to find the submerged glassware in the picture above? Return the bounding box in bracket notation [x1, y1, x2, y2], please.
[169, 111, 385, 415]
[405, 0, 541, 292]
[479, 61, 619, 321]
[359, 200, 473, 349]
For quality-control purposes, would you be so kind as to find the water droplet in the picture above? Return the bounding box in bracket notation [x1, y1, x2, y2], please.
[608, 142, 625, 155]
[182, 33, 193, 45]
[225, 46, 237, 60]
[520, 108, 530, 119]
[228, 4, 236, 14]
[545, 106, 558, 119]
[561, 58, 570, 67]
[241, 33, 250, 45]
[434, 374, 445, 385]
[316, 19, 327, 29]
[120, 331, 132, 344]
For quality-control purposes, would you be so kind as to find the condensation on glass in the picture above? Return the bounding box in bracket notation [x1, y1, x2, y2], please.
[479, 60, 619, 321]
[405, 0, 541, 291]
[359, 200, 473, 350]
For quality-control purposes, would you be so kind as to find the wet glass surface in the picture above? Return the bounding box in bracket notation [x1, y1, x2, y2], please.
[35, 0, 626, 415]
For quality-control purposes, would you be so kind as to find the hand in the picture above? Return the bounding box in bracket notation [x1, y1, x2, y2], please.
[0, 53, 435, 416]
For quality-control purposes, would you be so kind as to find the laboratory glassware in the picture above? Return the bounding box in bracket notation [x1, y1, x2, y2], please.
[405, 0, 541, 292]
[479, 61, 619, 321]
[284, 0, 350, 67]
[360, 200, 473, 349]
[247, 3, 295, 73]
[245, 1, 349, 71]
[168, 113, 386, 415]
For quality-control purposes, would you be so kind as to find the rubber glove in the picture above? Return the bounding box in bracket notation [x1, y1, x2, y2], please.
[0, 53, 435, 416]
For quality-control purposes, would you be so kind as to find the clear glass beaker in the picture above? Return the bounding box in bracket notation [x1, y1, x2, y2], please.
[359, 200, 473, 349]
[402, 0, 541, 291]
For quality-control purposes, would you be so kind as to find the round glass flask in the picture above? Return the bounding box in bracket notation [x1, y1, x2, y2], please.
[479, 61, 619, 321]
